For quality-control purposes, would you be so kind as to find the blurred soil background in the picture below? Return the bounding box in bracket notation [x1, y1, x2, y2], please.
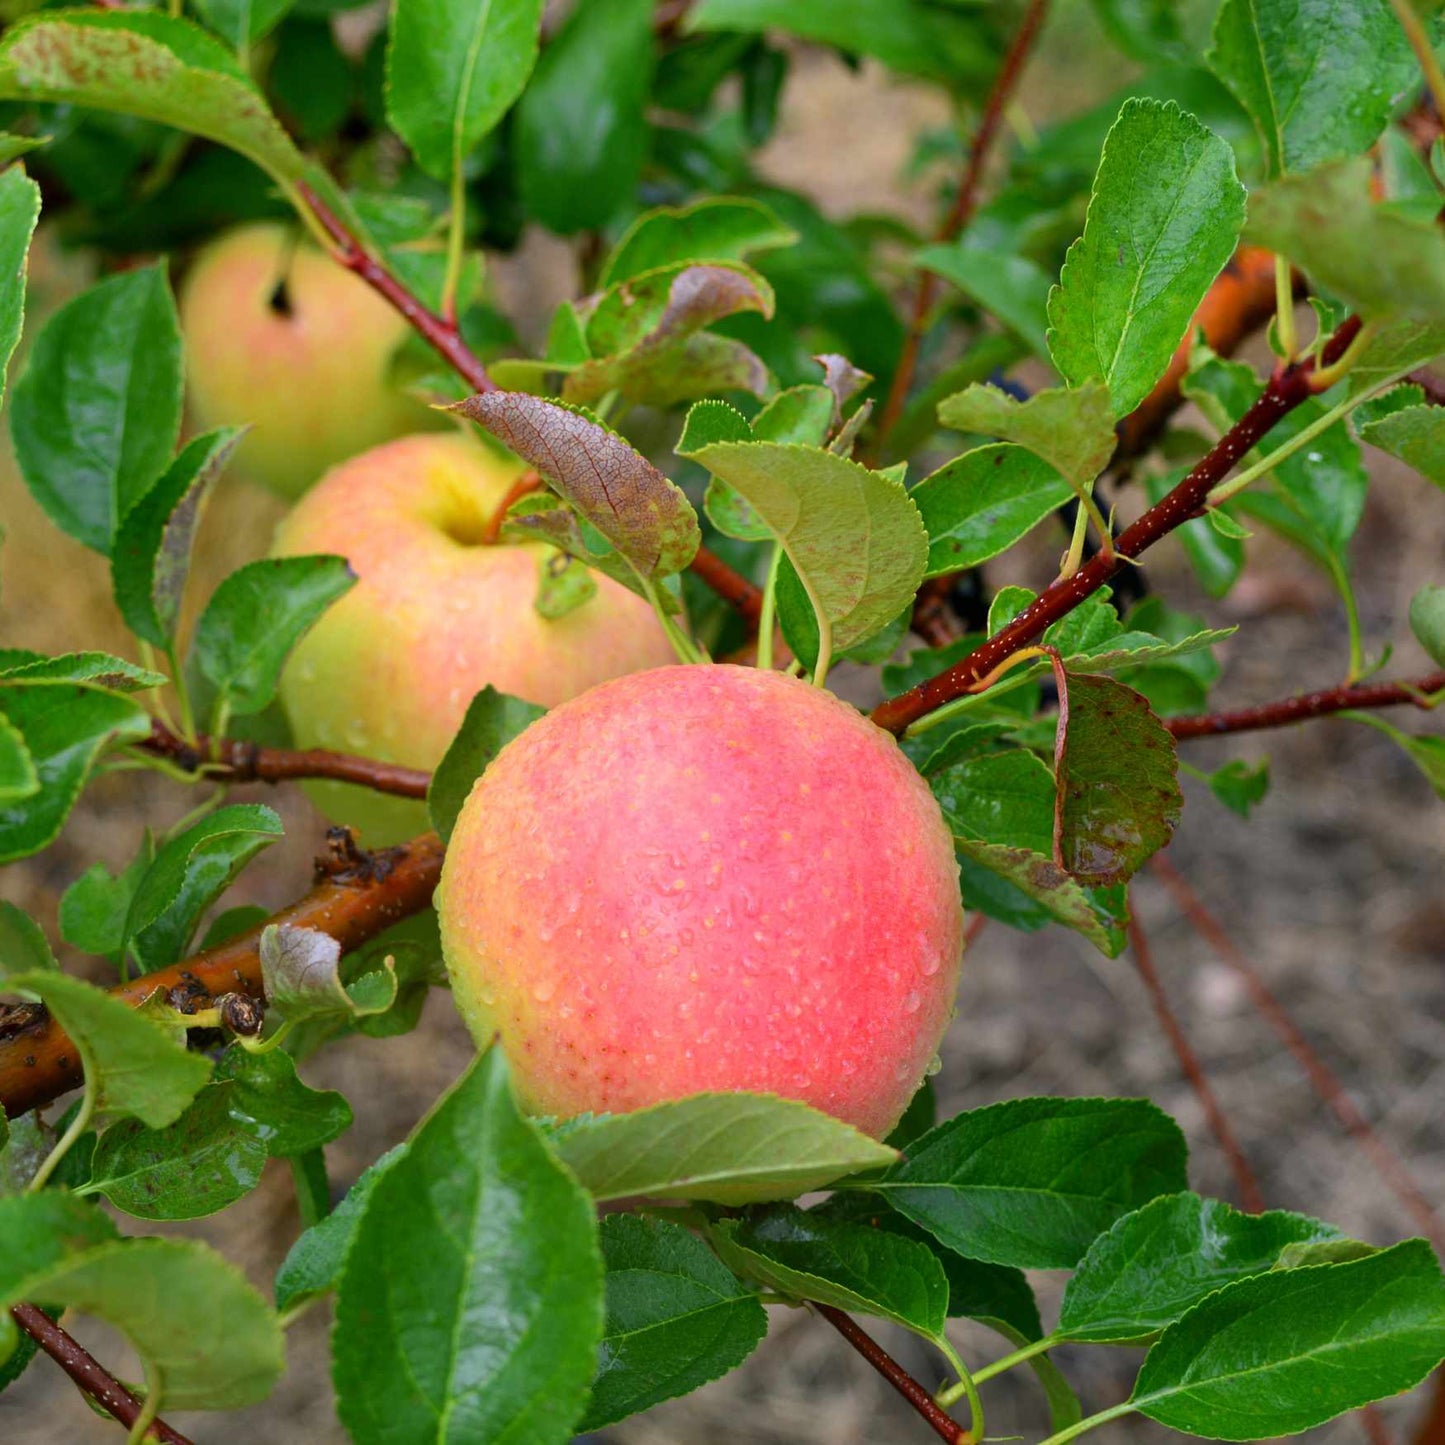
[3, 6, 1444, 1442]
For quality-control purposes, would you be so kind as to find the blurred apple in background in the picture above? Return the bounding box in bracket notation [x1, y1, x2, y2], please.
[180, 223, 439, 498]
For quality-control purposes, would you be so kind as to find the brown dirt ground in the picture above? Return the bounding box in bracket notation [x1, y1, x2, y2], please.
[3, 21, 1445, 1445]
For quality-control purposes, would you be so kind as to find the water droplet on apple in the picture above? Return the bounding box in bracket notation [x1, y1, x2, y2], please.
[532, 976, 556, 1003]
[925, 1053, 943, 1077]
[903, 991, 922, 1014]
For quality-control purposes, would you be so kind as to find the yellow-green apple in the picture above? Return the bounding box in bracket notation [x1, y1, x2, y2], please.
[437, 664, 964, 1139]
[272, 430, 679, 841]
[180, 223, 436, 498]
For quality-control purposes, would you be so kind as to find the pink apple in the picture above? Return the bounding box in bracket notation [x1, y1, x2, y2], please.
[180, 223, 438, 498]
[438, 664, 965, 1139]
[272, 431, 680, 842]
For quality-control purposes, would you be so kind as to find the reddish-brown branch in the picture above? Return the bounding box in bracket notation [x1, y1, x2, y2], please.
[871, 318, 1364, 735]
[872, 0, 1051, 456]
[1166, 671, 1445, 740]
[1151, 855, 1443, 1253]
[813, 1303, 970, 1444]
[140, 721, 431, 799]
[298, 181, 495, 395]
[690, 543, 765, 627]
[1128, 915, 1265, 1211]
[11, 1305, 192, 1444]
[0, 833, 444, 1119]
[1115, 246, 1283, 461]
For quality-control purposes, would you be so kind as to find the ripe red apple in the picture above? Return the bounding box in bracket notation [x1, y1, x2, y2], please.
[180, 223, 437, 498]
[272, 431, 679, 842]
[437, 664, 965, 1139]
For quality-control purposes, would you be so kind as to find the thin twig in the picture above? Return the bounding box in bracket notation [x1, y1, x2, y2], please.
[1127, 914, 1265, 1211]
[690, 543, 765, 628]
[0, 833, 444, 1118]
[1150, 855, 1443, 1252]
[140, 721, 431, 799]
[10, 1305, 192, 1444]
[480, 470, 542, 545]
[871, 0, 1051, 457]
[1166, 671, 1445, 740]
[870, 318, 1364, 735]
[813, 1303, 970, 1444]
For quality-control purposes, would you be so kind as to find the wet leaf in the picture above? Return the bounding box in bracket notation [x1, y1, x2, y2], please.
[428, 686, 545, 843]
[215, 1043, 352, 1157]
[1054, 670, 1182, 885]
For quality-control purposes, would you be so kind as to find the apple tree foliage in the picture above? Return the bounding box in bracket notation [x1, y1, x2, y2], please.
[0, 0, 1443, 1441]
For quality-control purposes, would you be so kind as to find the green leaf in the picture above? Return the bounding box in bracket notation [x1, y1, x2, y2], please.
[122, 803, 282, 970]
[681, 440, 926, 660]
[0, 1192, 118, 1313]
[0, 684, 150, 864]
[1059, 1193, 1338, 1344]
[188, 555, 355, 722]
[215, 1042, 352, 1157]
[555, 1093, 898, 1206]
[0, 716, 35, 803]
[6, 971, 210, 1127]
[111, 426, 243, 649]
[0, 651, 166, 691]
[0, 164, 39, 412]
[912, 444, 1073, 577]
[1048, 99, 1246, 417]
[0, 12, 309, 193]
[686, 0, 992, 84]
[1207, 758, 1271, 817]
[385, 0, 542, 182]
[1361, 403, 1445, 487]
[0, 1113, 50, 1196]
[514, 0, 654, 233]
[428, 686, 546, 842]
[333, 1049, 603, 1445]
[0, 1236, 284, 1409]
[10, 264, 182, 556]
[59, 836, 154, 959]
[915, 244, 1052, 359]
[191, 0, 295, 48]
[0, 901, 56, 976]
[1207, 0, 1418, 177]
[753, 384, 835, 446]
[581, 1214, 767, 1431]
[1345, 714, 1445, 801]
[601, 197, 797, 287]
[1131, 1239, 1445, 1438]
[711, 1204, 948, 1338]
[1411, 586, 1445, 667]
[83, 1082, 268, 1219]
[867, 1097, 1188, 1269]
[1245, 160, 1445, 323]
[1054, 670, 1182, 885]
[274, 1146, 405, 1313]
[260, 923, 397, 1024]
[1346, 319, 1445, 396]
[564, 261, 774, 406]
[534, 551, 598, 620]
[456, 393, 701, 580]
[938, 381, 1116, 493]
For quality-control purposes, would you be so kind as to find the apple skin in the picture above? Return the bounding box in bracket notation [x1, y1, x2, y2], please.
[437, 664, 965, 1140]
[180, 223, 438, 498]
[272, 430, 680, 842]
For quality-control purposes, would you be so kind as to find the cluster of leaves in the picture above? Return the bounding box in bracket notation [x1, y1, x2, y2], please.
[0, 0, 1444, 1440]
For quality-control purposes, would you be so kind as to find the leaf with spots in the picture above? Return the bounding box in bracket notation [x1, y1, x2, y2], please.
[455, 392, 701, 580]
[563, 262, 774, 407]
[1053, 668, 1182, 886]
[677, 439, 927, 671]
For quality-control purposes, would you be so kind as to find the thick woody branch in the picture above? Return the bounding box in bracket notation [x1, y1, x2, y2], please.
[0, 833, 444, 1119]
[872, 0, 1050, 455]
[813, 1304, 969, 1444]
[140, 720, 431, 799]
[1165, 671, 1445, 740]
[871, 318, 1364, 735]
[10, 1305, 193, 1444]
